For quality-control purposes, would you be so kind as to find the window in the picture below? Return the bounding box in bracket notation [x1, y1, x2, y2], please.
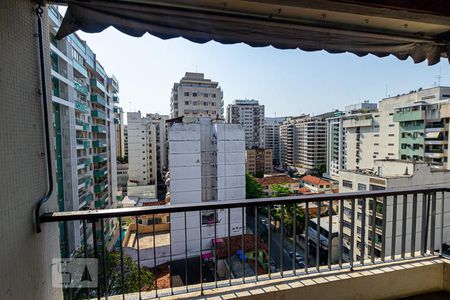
[184, 92, 189, 96]
[343, 180, 353, 188]
[374, 134, 379, 137]
[212, 93, 216, 98]
[388, 143, 394, 146]
[193, 92, 198, 97]
[203, 93, 208, 97]
[211, 102, 216, 106]
[193, 101, 198, 106]
[184, 101, 189, 105]
[203, 101, 208, 106]
[388, 134, 394, 136]
[389, 124, 395, 127]
[358, 183, 367, 191]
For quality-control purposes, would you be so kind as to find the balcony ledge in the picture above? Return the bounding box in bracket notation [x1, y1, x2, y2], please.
[103, 256, 450, 300]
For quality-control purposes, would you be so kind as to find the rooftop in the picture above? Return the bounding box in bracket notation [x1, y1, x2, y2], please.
[256, 175, 298, 186]
[301, 175, 332, 186]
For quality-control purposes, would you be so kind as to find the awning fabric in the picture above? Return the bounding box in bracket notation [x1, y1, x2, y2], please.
[55, 0, 450, 65]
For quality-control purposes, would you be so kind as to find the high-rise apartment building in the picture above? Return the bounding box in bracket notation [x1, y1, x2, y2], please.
[326, 112, 346, 180]
[124, 125, 128, 158]
[168, 118, 246, 260]
[280, 114, 329, 173]
[114, 105, 126, 158]
[170, 72, 223, 121]
[127, 112, 163, 186]
[265, 117, 284, 166]
[345, 87, 450, 171]
[49, 6, 119, 254]
[226, 99, 265, 149]
[339, 159, 450, 262]
[393, 94, 450, 169]
[245, 148, 273, 176]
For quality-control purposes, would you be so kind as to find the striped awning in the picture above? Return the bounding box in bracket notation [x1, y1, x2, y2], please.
[55, 0, 450, 65]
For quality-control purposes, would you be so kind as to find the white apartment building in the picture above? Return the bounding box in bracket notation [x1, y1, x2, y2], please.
[326, 112, 346, 180]
[124, 125, 128, 158]
[345, 88, 450, 171]
[280, 115, 328, 173]
[226, 99, 265, 149]
[127, 112, 166, 186]
[168, 118, 246, 261]
[49, 6, 118, 254]
[170, 72, 223, 121]
[265, 117, 285, 166]
[339, 160, 450, 262]
[114, 105, 126, 158]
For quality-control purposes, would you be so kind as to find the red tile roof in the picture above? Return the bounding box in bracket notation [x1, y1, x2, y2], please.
[301, 175, 331, 186]
[255, 175, 298, 186]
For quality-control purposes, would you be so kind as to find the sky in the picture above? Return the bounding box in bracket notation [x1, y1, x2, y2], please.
[76, 26, 450, 121]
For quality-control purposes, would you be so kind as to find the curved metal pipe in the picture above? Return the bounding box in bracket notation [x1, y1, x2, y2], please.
[34, 4, 54, 233]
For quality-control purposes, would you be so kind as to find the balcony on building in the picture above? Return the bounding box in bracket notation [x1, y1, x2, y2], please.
[343, 114, 373, 128]
[92, 124, 107, 133]
[393, 104, 426, 122]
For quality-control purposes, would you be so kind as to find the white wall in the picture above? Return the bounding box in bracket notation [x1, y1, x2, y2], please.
[169, 120, 245, 260]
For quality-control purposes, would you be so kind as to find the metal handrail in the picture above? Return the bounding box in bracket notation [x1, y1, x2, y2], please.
[40, 185, 450, 223]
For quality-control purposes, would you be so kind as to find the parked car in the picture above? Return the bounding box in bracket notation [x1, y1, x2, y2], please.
[289, 251, 305, 267]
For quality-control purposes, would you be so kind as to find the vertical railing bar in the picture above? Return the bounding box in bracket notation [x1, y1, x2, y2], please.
[293, 203, 297, 276]
[371, 198, 376, 264]
[100, 219, 108, 300]
[391, 195, 397, 261]
[199, 210, 203, 295]
[316, 201, 321, 272]
[420, 193, 427, 256]
[360, 198, 366, 265]
[228, 208, 231, 286]
[280, 204, 284, 277]
[152, 214, 158, 298]
[440, 191, 445, 256]
[82, 220, 90, 300]
[411, 193, 417, 257]
[430, 192, 437, 254]
[268, 206, 272, 279]
[350, 200, 355, 268]
[92, 220, 100, 300]
[63, 221, 73, 300]
[328, 199, 332, 270]
[242, 206, 245, 284]
[214, 209, 217, 288]
[169, 213, 173, 296]
[305, 202, 309, 274]
[381, 196, 387, 262]
[184, 211, 188, 292]
[401, 194, 407, 259]
[338, 199, 343, 269]
[255, 206, 259, 281]
[135, 217, 142, 300]
[118, 217, 124, 300]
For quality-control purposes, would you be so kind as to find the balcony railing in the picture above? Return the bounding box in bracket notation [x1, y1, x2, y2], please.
[39, 185, 450, 299]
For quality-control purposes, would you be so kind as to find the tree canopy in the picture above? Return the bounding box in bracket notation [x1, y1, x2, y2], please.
[246, 172, 263, 199]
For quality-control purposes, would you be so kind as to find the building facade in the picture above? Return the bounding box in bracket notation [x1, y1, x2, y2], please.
[170, 72, 223, 121]
[226, 99, 265, 149]
[49, 6, 118, 254]
[326, 112, 346, 180]
[168, 118, 246, 260]
[344, 88, 450, 171]
[114, 105, 126, 158]
[339, 159, 450, 262]
[245, 148, 273, 176]
[127, 112, 167, 186]
[280, 115, 328, 174]
[264, 117, 284, 166]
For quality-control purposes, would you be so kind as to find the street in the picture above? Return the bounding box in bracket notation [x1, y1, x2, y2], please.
[246, 209, 316, 272]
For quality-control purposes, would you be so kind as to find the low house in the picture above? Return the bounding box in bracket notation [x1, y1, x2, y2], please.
[300, 175, 332, 194]
[255, 175, 298, 196]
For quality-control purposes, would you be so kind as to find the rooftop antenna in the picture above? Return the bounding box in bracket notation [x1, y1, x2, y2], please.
[434, 65, 443, 86]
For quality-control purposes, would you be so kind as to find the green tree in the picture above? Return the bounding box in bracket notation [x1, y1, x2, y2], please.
[270, 184, 291, 197]
[69, 245, 154, 299]
[246, 172, 263, 199]
[310, 163, 326, 177]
